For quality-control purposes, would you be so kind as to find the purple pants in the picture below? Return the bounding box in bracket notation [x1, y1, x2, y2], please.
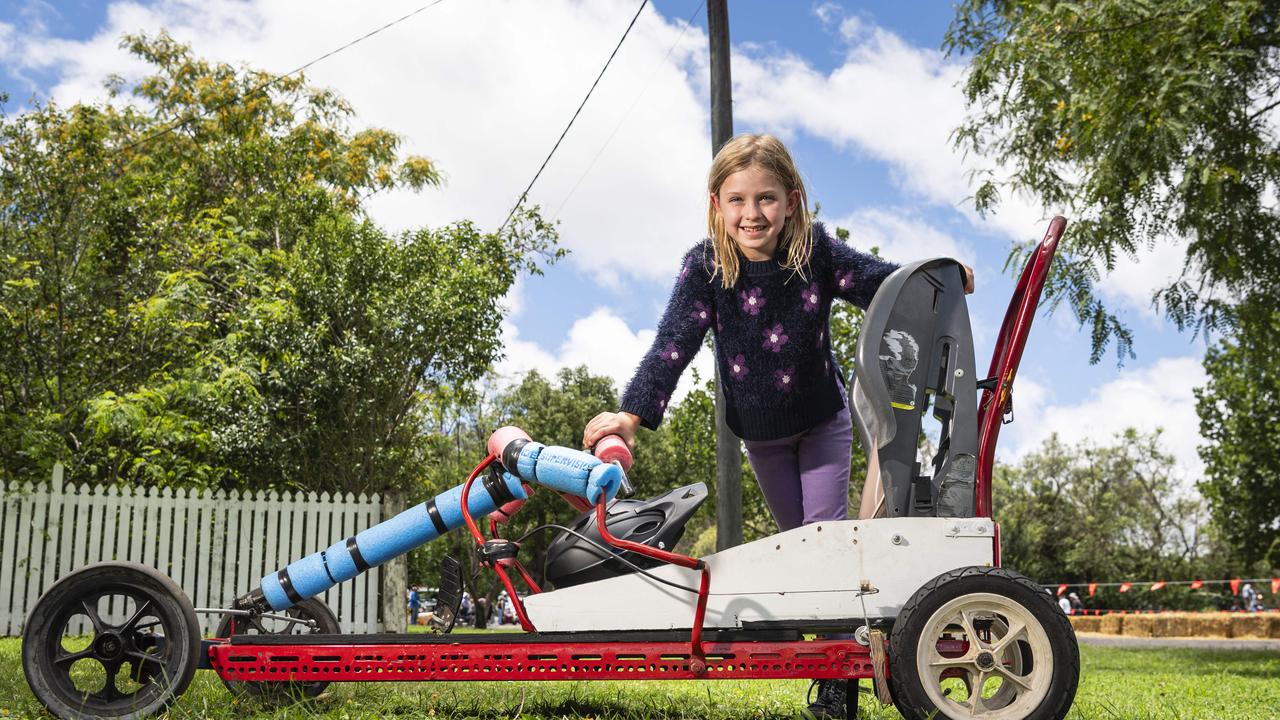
[743, 403, 854, 532]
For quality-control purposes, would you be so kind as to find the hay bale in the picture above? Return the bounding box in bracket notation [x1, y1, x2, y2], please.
[1233, 614, 1270, 639]
[1099, 614, 1124, 635]
[1152, 614, 1189, 638]
[1070, 616, 1100, 634]
[1185, 614, 1233, 638]
[1123, 614, 1155, 637]
[1270, 614, 1280, 639]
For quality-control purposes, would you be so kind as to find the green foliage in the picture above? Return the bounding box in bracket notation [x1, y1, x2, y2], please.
[995, 429, 1220, 609]
[0, 32, 559, 493]
[946, 0, 1280, 361]
[1195, 298, 1280, 573]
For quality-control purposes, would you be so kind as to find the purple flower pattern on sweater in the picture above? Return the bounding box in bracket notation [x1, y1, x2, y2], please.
[690, 301, 712, 328]
[837, 270, 855, 293]
[660, 342, 683, 368]
[774, 367, 795, 392]
[618, 223, 898, 441]
[802, 283, 821, 312]
[739, 287, 766, 315]
[762, 323, 788, 352]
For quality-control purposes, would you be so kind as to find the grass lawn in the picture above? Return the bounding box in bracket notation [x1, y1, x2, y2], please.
[1, 634, 1276, 719]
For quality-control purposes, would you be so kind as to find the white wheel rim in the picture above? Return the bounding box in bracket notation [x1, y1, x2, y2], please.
[914, 591, 1054, 719]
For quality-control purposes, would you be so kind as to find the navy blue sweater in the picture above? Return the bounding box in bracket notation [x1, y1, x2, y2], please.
[620, 223, 899, 441]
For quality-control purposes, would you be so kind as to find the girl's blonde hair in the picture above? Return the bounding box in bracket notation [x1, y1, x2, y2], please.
[706, 134, 812, 288]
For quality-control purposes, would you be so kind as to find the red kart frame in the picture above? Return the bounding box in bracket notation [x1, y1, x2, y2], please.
[207, 218, 1067, 688]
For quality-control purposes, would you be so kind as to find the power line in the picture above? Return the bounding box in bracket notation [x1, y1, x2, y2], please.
[112, 0, 449, 158]
[497, 0, 650, 235]
[551, 0, 705, 223]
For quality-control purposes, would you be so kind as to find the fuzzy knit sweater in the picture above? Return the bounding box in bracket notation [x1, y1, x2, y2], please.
[620, 222, 899, 441]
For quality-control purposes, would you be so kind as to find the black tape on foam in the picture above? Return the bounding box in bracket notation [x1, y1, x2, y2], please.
[483, 465, 516, 506]
[425, 499, 448, 535]
[346, 536, 370, 573]
[501, 438, 530, 480]
[277, 569, 303, 605]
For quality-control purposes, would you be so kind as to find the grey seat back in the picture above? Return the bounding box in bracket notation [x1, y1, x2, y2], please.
[852, 259, 977, 519]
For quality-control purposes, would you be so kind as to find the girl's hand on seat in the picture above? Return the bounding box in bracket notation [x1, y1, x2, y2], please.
[962, 264, 975, 294]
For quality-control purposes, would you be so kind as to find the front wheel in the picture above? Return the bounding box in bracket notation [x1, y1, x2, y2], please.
[889, 566, 1079, 720]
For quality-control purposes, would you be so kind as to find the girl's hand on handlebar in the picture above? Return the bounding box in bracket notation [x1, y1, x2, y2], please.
[583, 411, 640, 451]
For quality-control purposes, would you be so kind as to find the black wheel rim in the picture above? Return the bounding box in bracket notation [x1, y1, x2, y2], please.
[216, 600, 335, 699]
[40, 585, 185, 714]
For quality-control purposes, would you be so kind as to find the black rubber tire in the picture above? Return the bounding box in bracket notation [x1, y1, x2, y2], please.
[888, 566, 1079, 720]
[22, 562, 201, 720]
[214, 597, 339, 704]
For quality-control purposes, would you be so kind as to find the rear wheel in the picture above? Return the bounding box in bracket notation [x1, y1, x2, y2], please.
[889, 566, 1078, 720]
[22, 562, 201, 720]
[214, 597, 339, 704]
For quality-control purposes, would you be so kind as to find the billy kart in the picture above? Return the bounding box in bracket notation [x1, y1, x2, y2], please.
[21, 218, 1078, 720]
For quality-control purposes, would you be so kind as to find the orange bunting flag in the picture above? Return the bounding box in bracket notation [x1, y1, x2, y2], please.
[1119, 582, 1132, 593]
[1190, 579, 1204, 590]
[1272, 578, 1279, 595]
[1230, 578, 1241, 595]
[1057, 584, 1068, 597]
[1088, 582, 1097, 597]
[1150, 581, 1166, 591]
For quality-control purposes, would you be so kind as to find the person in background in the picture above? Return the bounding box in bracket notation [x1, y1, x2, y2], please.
[1058, 593, 1072, 615]
[1241, 582, 1262, 612]
[408, 585, 420, 626]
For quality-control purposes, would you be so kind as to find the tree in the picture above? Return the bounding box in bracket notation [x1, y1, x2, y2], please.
[945, 0, 1280, 361]
[995, 429, 1215, 608]
[1196, 296, 1280, 572]
[0, 32, 559, 493]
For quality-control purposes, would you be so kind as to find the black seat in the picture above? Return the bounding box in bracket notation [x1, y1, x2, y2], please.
[851, 259, 978, 519]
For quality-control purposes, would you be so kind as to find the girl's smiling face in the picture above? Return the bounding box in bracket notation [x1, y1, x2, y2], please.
[712, 165, 801, 261]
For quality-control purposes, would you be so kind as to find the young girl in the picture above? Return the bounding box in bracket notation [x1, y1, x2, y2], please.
[582, 133, 969, 716]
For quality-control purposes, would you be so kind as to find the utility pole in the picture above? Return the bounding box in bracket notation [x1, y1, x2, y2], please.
[707, 0, 742, 552]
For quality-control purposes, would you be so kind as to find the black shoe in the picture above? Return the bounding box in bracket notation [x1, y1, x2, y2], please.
[806, 679, 848, 719]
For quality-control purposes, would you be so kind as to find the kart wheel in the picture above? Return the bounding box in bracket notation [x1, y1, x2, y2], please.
[889, 566, 1079, 720]
[21, 562, 201, 720]
[214, 597, 339, 704]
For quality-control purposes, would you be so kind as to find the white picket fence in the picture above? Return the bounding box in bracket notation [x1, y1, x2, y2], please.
[0, 466, 389, 636]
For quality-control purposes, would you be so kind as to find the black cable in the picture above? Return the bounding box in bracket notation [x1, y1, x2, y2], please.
[514, 523, 699, 594]
[550, 0, 705, 222]
[496, 0, 650, 234]
[111, 0, 449, 158]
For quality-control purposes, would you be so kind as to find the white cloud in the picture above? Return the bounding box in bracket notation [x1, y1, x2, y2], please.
[1003, 357, 1207, 482]
[826, 207, 972, 266]
[494, 308, 714, 408]
[1095, 235, 1189, 319]
[1, 0, 711, 285]
[726, 18, 1059, 260]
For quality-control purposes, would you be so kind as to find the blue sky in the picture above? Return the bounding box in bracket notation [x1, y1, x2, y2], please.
[0, 0, 1208, 479]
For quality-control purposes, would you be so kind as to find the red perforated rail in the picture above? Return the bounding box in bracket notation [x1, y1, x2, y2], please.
[208, 638, 873, 683]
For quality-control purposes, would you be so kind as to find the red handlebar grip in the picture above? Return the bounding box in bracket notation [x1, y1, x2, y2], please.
[593, 434, 632, 472]
[487, 426, 531, 460]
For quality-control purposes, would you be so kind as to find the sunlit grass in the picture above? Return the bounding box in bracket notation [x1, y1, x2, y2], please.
[2, 636, 1277, 718]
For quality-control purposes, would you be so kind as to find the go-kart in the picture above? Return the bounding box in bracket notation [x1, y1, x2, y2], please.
[21, 218, 1077, 720]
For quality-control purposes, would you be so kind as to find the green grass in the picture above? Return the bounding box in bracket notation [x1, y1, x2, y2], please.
[2, 636, 1277, 719]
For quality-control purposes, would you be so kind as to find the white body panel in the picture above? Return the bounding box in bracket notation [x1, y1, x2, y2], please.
[524, 517, 996, 632]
